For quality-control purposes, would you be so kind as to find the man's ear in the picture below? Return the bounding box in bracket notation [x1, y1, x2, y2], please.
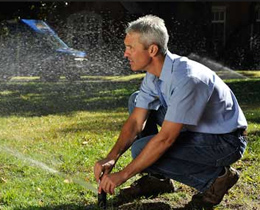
[149, 44, 159, 57]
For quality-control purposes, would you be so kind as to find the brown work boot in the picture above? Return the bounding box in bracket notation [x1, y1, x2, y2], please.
[119, 174, 175, 201]
[192, 167, 239, 206]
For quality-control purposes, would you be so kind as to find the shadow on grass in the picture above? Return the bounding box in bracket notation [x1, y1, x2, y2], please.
[114, 201, 214, 210]
[14, 201, 214, 210]
[227, 79, 260, 106]
[13, 203, 98, 210]
[116, 201, 174, 210]
[109, 193, 215, 210]
[0, 79, 139, 117]
[116, 201, 214, 210]
[0, 78, 259, 117]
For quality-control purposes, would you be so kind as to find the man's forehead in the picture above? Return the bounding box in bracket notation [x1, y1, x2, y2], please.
[126, 32, 140, 38]
[124, 32, 142, 44]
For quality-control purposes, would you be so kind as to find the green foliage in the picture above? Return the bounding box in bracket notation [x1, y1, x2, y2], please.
[0, 76, 259, 209]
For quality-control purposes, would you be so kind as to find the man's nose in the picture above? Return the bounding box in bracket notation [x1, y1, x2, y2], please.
[124, 50, 129, 58]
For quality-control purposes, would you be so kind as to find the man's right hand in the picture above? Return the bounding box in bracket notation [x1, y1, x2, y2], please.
[94, 158, 116, 182]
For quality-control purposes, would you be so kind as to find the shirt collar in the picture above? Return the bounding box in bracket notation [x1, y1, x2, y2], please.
[159, 50, 175, 82]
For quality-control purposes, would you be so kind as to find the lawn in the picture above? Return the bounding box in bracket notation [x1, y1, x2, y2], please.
[0, 72, 259, 210]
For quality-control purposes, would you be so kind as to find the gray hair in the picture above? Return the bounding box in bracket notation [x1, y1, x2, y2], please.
[125, 15, 169, 55]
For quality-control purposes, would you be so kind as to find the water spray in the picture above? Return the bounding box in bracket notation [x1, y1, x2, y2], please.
[188, 53, 248, 79]
[1, 146, 111, 208]
[0, 146, 98, 195]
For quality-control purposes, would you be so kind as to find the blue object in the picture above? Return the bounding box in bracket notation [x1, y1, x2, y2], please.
[21, 19, 56, 35]
[135, 51, 247, 134]
[21, 19, 87, 58]
[0, 18, 88, 80]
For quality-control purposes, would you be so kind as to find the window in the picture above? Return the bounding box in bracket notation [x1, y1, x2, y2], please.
[211, 6, 226, 47]
[250, 5, 260, 50]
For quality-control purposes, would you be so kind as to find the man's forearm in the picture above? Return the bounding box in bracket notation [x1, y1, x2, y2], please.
[120, 121, 183, 180]
[120, 133, 172, 179]
[107, 117, 142, 161]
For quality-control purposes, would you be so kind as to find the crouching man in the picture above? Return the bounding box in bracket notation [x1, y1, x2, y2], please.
[94, 15, 247, 207]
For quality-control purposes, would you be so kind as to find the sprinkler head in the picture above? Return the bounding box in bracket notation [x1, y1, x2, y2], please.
[98, 189, 107, 209]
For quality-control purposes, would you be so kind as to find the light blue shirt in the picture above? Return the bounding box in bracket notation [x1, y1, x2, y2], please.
[136, 51, 247, 134]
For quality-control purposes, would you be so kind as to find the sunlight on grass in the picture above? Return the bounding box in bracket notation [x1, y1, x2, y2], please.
[81, 73, 145, 82]
[0, 90, 18, 96]
[237, 70, 260, 78]
[0, 110, 131, 209]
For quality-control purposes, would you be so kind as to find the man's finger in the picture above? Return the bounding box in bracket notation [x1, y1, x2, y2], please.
[98, 182, 103, 194]
[109, 183, 115, 195]
[95, 171, 100, 182]
[94, 167, 102, 182]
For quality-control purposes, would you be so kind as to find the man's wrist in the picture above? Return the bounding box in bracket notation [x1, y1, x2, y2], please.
[107, 149, 123, 162]
[120, 168, 131, 182]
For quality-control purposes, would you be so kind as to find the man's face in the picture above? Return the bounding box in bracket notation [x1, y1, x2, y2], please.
[124, 32, 151, 71]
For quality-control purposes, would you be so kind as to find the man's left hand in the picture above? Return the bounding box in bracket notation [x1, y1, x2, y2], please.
[99, 171, 127, 195]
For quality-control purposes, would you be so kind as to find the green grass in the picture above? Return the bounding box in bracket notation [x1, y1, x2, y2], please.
[0, 73, 259, 209]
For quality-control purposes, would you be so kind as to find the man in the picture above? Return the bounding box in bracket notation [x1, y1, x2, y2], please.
[94, 15, 247, 206]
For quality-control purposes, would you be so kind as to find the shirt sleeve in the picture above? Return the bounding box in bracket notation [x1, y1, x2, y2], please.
[165, 77, 213, 125]
[136, 74, 161, 110]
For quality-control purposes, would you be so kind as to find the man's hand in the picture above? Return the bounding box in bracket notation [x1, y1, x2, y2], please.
[94, 158, 116, 183]
[93, 108, 149, 194]
[98, 171, 127, 194]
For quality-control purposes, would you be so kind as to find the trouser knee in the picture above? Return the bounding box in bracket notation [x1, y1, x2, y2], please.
[131, 136, 153, 159]
[131, 139, 144, 159]
[128, 91, 139, 114]
[131, 144, 139, 159]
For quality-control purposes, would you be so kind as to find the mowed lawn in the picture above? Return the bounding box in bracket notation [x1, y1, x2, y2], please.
[0, 73, 259, 210]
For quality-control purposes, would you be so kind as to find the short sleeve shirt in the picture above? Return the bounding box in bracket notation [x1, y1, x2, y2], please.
[135, 51, 247, 134]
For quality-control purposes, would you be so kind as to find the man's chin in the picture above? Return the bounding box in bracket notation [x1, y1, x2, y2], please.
[130, 67, 142, 72]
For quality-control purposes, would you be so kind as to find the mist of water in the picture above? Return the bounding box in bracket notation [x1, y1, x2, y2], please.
[1, 11, 253, 81]
[188, 53, 248, 79]
[0, 13, 131, 80]
[0, 146, 97, 194]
